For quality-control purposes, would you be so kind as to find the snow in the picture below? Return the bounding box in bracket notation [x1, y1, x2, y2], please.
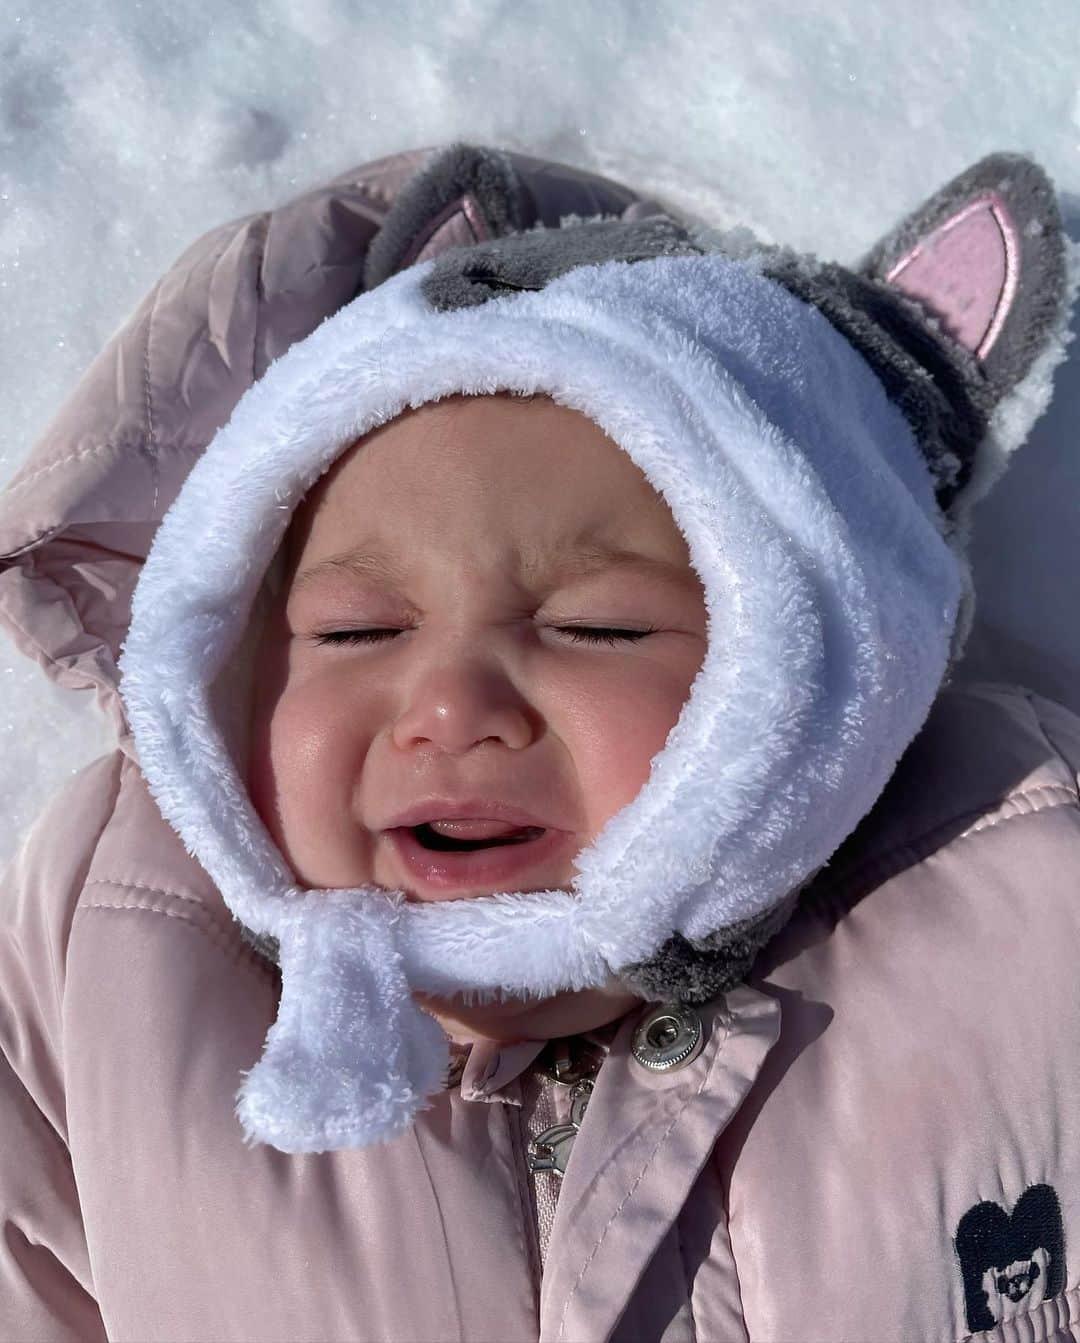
[2, 0, 1079, 867]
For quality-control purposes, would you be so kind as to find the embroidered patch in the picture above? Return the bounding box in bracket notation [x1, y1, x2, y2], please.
[955, 1183, 1065, 1331]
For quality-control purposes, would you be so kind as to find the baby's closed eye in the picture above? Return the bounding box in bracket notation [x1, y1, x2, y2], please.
[308, 624, 659, 647]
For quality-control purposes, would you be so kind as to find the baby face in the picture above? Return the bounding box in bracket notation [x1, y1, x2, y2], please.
[248, 392, 708, 1042]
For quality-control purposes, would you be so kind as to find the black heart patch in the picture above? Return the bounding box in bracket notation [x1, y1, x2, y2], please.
[955, 1183, 1065, 1331]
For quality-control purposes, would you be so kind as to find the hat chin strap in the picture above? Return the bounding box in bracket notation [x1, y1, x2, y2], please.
[232, 854, 636, 1155]
[235, 889, 450, 1156]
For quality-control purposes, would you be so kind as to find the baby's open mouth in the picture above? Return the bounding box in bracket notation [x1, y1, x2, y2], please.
[386, 818, 571, 898]
[410, 820, 547, 852]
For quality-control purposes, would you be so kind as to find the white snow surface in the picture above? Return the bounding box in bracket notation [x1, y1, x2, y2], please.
[2, 0, 1079, 868]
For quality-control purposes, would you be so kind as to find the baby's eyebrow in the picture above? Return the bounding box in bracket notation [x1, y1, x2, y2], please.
[290, 541, 700, 593]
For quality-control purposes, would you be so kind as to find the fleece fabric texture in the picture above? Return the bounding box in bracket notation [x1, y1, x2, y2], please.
[118, 245, 966, 1154]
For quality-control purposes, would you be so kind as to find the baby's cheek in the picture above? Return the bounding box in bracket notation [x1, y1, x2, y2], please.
[570, 665, 693, 830]
[250, 685, 373, 887]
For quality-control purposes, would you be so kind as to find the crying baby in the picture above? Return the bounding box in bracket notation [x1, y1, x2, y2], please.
[245, 390, 708, 1044]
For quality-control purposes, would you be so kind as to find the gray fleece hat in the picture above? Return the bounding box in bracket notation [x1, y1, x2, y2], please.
[118, 144, 1077, 1153]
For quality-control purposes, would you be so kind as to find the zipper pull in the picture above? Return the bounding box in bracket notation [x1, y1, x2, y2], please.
[538, 1036, 606, 1086]
[526, 1078, 595, 1178]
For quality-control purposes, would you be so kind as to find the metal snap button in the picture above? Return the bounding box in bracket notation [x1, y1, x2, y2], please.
[631, 1002, 705, 1073]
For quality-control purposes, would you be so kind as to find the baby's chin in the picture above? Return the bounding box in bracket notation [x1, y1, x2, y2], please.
[412, 982, 644, 1045]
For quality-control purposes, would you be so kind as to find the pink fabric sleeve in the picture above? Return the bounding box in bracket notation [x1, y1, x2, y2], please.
[0, 755, 121, 1341]
[0, 1050, 107, 1341]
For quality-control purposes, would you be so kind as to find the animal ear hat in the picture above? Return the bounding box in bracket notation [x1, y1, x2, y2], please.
[118, 145, 1078, 1154]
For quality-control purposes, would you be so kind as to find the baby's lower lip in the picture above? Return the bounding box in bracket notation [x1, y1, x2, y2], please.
[385, 825, 575, 900]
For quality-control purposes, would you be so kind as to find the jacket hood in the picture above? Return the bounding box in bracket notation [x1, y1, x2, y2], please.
[3, 145, 1076, 1156]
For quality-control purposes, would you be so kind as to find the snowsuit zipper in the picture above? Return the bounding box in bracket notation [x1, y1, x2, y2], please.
[510, 1036, 608, 1286]
[504, 1091, 544, 1299]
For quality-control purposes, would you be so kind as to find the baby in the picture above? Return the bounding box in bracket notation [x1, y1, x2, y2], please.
[3, 140, 1079, 1342]
[247, 390, 708, 1044]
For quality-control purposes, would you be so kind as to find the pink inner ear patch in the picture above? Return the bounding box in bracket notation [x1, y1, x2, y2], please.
[885, 193, 1019, 360]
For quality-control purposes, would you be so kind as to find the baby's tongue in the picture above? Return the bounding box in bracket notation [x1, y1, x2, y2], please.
[428, 819, 535, 840]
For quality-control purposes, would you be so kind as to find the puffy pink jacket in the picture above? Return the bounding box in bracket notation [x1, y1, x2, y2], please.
[3, 145, 1080, 1343]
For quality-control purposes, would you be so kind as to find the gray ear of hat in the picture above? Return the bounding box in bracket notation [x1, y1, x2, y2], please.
[381, 143, 1066, 530]
[241, 142, 1071, 1006]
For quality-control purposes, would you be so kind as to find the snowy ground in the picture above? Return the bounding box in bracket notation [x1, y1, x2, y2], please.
[2, 0, 1079, 867]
